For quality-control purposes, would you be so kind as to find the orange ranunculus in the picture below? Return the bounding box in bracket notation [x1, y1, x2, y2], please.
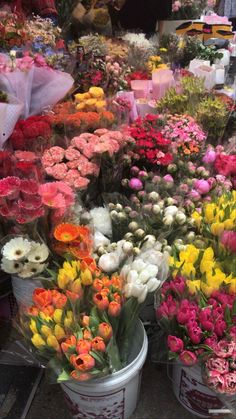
[83, 329, 92, 340]
[66, 290, 82, 302]
[32, 288, 52, 309]
[91, 336, 106, 352]
[93, 293, 109, 310]
[70, 370, 92, 381]
[41, 305, 55, 317]
[81, 315, 90, 327]
[70, 353, 95, 371]
[76, 339, 92, 355]
[111, 276, 122, 290]
[98, 322, 113, 341]
[54, 223, 80, 243]
[92, 279, 103, 292]
[51, 290, 68, 309]
[61, 335, 77, 353]
[108, 301, 121, 317]
[27, 306, 39, 316]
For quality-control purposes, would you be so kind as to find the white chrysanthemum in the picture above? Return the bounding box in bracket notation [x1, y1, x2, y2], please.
[1, 258, 23, 274]
[90, 207, 112, 238]
[2, 238, 31, 261]
[19, 262, 46, 279]
[27, 243, 49, 263]
[122, 33, 152, 49]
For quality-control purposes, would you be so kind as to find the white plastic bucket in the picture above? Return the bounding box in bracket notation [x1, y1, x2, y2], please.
[61, 320, 148, 419]
[11, 276, 42, 307]
[171, 362, 225, 418]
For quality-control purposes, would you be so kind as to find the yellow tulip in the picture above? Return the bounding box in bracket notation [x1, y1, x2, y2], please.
[224, 219, 234, 230]
[54, 325, 66, 341]
[41, 325, 52, 338]
[70, 278, 82, 294]
[201, 282, 218, 297]
[200, 260, 215, 275]
[181, 262, 196, 278]
[47, 335, 60, 351]
[204, 203, 216, 223]
[179, 245, 199, 264]
[211, 222, 225, 236]
[191, 211, 202, 228]
[57, 262, 77, 289]
[186, 280, 201, 294]
[53, 309, 63, 324]
[39, 312, 52, 322]
[215, 210, 225, 222]
[31, 333, 46, 349]
[64, 317, 73, 329]
[30, 319, 38, 335]
[81, 268, 93, 286]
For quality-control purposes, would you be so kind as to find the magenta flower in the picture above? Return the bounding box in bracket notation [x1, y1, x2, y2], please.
[179, 350, 197, 366]
[167, 336, 184, 353]
[194, 179, 211, 195]
[129, 178, 143, 191]
[202, 149, 216, 164]
[221, 231, 236, 253]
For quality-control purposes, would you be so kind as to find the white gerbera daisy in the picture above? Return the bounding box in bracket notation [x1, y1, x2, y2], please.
[19, 262, 46, 279]
[1, 258, 23, 274]
[2, 238, 31, 261]
[27, 243, 49, 263]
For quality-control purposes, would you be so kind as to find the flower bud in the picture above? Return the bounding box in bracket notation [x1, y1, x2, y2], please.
[186, 232, 195, 243]
[53, 309, 63, 324]
[110, 210, 119, 220]
[124, 206, 132, 213]
[116, 203, 123, 211]
[41, 325, 52, 338]
[163, 215, 174, 226]
[129, 210, 139, 219]
[123, 241, 133, 254]
[163, 245, 172, 253]
[98, 322, 113, 341]
[134, 229, 145, 239]
[133, 247, 141, 256]
[129, 178, 143, 191]
[175, 212, 187, 225]
[93, 293, 109, 310]
[159, 200, 165, 208]
[129, 221, 139, 232]
[167, 164, 177, 173]
[81, 268, 93, 286]
[131, 166, 140, 175]
[124, 232, 134, 240]
[148, 191, 160, 202]
[121, 178, 129, 187]
[108, 203, 115, 210]
[143, 203, 153, 213]
[61, 336, 76, 353]
[165, 205, 178, 216]
[138, 170, 148, 179]
[152, 204, 161, 215]
[97, 246, 106, 256]
[54, 324, 66, 341]
[108, 301, 121, 317]
[153, 175, 161, 184]
[117, 212, 127, 222]
[166, 197, 175, 205]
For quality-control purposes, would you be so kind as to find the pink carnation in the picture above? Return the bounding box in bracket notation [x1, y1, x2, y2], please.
[42, 147, 65, 167]
[65, 147, 81, 161]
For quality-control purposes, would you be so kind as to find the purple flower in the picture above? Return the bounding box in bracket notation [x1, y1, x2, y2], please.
[128, 178, 143, 191]
[202, 149, 216, 164]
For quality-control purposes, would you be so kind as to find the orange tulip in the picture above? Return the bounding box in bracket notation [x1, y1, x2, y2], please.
[83, 329, 92, 340]
[113, 292, 122, 304]
[51, 290, 68, 309]
[98, 322, 113, 341]
[70, 370, 92, 381]
[66, 290, 81, 302]
[32, 288, 52, 309]
[81, 315, 90, 327]
[70, 353, 95, 371]
[93, 293, 109, 310]
[92, 279, 103, 292]
[61, 336, 77, 353]
[102, 277, 112, 287]
[101, 288, 110, 296]
[76, 339, 92, 355]
[108, 301, 121, 317]
[41, 305, 55, 317]
[27, 306, 39, 316]
[111, 276, 122, 290]
[91, 336, 106, 352]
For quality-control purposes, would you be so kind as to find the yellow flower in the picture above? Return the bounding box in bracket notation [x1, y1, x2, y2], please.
[191, 211, 202, 228]
[53, 309, 63, 324]
[81, 268, 93, 286]
[64, 310, 74, 329]
[47, 335, 60, 351]
[41, 325, 52, 338]
[206, 268, 226, 288]
[186, 280, 201, 294]
[159, 48, 167, 52]
[224, 219, 234, 230]
[204, 203, 216, 223]
[31, 333, 46, 349]
[70, 278, 82, 294]
[228, 278, 236, 295]
[30, 319, 38, 335]
[181, 263, 196, 278]
[89, 86, 104, 99]
[201, 282, 218, 297]
[39, 312, 52, 322]
[54, 325, 66, 341]
[215, 210, 225, 222]
[57, 261, 78, 290]
[211, 222, 225, 236]
[200, 247, 215, 274]
[179, 245, 199, 264]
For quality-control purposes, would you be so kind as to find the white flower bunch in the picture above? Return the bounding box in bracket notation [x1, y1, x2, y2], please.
[163, 205, 187, 226]
[1, 237, 49, 279]
[122, 33, 153, 49]
[121, 249, 169, 303]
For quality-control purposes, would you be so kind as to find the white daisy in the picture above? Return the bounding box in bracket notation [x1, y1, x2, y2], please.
[19, 262, 47, 279]
[27, 243, 49, 263]
[1, 258, 23, 274]
[2, 238, 31, 261]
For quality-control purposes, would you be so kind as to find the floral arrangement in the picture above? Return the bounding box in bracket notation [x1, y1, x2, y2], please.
[8, 116, 52, 151]
[129, 114, 173, 166]
[0, 150, 43, 182]
[42, 130, 134, 190]
[147, 56, 168, 73]
[203, 346, 236, 395]
[0, 12, 28, 50]
[25, 16, 62, 49]
[1, 237, 49, 278]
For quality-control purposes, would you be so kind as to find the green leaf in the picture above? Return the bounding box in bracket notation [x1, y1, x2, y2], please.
[224, 305, 232, 326]
[232, 300, 236, 317]
[57, 369, 71, 382]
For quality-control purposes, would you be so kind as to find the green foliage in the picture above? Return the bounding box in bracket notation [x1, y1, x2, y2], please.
[196, 97, 228, 142]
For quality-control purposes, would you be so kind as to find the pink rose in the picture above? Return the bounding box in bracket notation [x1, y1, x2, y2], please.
[167, 335, 184, 353]
[206, 356, 229, 374]
[179, 350, 197, 366]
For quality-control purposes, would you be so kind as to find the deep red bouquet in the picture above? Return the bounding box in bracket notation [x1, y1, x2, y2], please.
[129, 114, 173, 166]
[9, 115, 52, 151]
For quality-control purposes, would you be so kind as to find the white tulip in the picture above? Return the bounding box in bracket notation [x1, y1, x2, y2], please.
[146, 277, 161, 292]
[165, 205, 178, 216]
[120, 264, 130, 278]
[139, 265, 158, 283]
[127, 270, 139, 283]
[137, 285, 148, 303]
[131, 259, 146, 272]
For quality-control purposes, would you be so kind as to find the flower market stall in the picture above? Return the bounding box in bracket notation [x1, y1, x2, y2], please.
[0, 2, 235, 419]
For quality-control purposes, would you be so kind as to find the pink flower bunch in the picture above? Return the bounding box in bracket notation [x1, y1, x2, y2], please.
[204, 341, 236, 394]
[157, 277, 235, 367]
[38, 181, 75, 218]
[42, 130, 134, 190]
[112, 96, 132, 113]
[0, 53, 48, 73]
[161, 115, 206, 158]
[220, 231, 236, 254]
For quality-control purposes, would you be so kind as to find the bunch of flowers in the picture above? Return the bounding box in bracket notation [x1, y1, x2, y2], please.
[147, 56, 168, 73]
[161, 114, 206, 157]
[0, 12, 28, 50]
[157, 277, 235, 369]
[121, 33, 156, 71]
[78, 34, 108, 57]
[129, 114, 173, 166]
[8, 116, 52, 151]
[171, 0, 203, 19]
[126, 70, 150, 89]
[25, 16, 62, 49]
[1, 237, 49, 278]
[0, 52, 49, 73]
[53, 223, 93, 260]
[74, 87, 107, 113]
[42, 130, 134, 190]
[0, 150, 43, 182]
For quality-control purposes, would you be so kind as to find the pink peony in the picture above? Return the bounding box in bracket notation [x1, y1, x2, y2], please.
[202, 149, 216, 164]
[224, 373, 236, 394]
[129, 178, 143, 191]
[179, 350, 197, 366]
[214, 341, 235, 359]
[194, 179, 211, 195]
[167, 335, 184, 353]
[206, 370, 225, 393]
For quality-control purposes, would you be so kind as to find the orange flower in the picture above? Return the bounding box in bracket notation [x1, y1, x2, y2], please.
[83, 329, 92, 340]
[27, 306, 39, 316]
[70, 353, 95, 371]
[91, 336, 106, 352]
[111, 276, 123, 290]
[93, 279, 103, 292]
[69, 279, 83, 297]
[76, 339, 92, 355]
[41, 305, 55, 317]
[52, 241, 69, 256]
[51, 290, 68, 309]
[102, 277, 112, 287]
[113, 292, 122, 304]
[81, 315, 90, 327]
[54, 224, 80, 243]
[81, 258, 100, 275]
[98, 322, 113, 341]
[93, 293, 109, 310]
[108, 301, 121, 317]
[61, 335, 77, 353]
[66, 290, 82, 302]
[70, 370, 92, 381]
[33, 289, 52, 309]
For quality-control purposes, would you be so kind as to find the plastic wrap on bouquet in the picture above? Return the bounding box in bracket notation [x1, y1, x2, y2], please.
[0, 94, 24, 148]
[189, 59, 210, 74]
[194, 65, 216, 90]
[202, 14, 231, 25]
[116, 91, 138, 121]
[152, 69, 175, 100]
